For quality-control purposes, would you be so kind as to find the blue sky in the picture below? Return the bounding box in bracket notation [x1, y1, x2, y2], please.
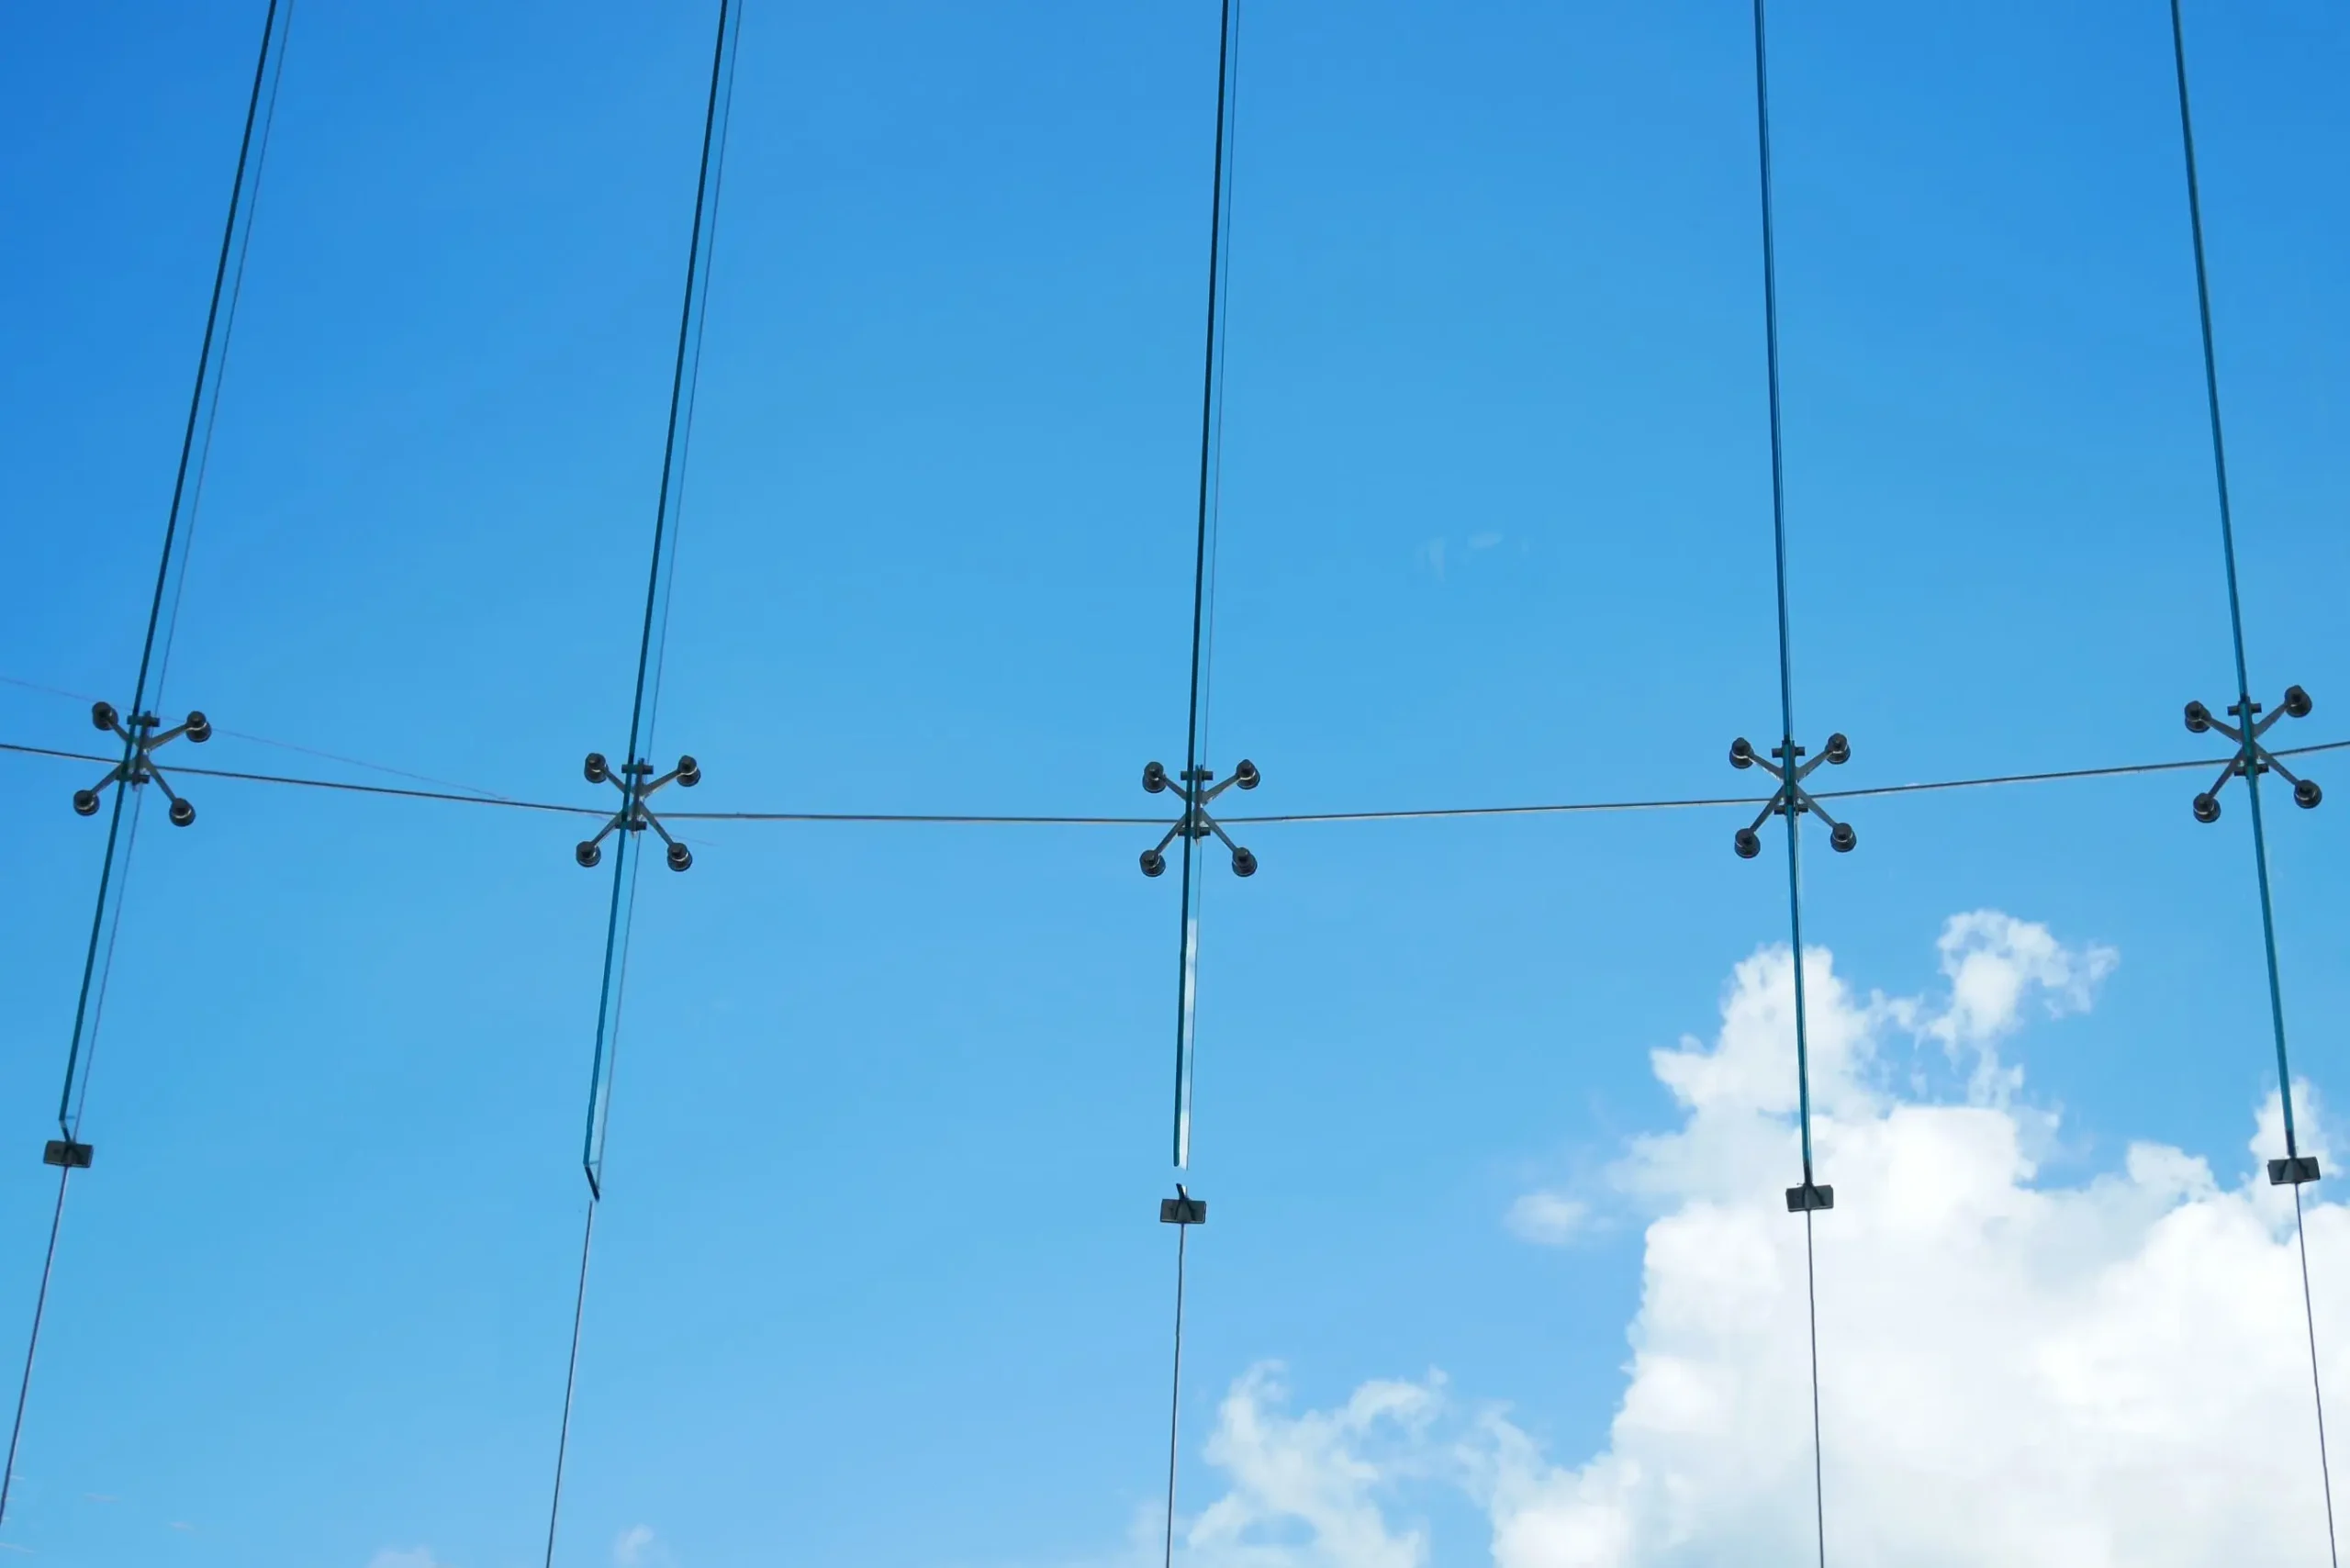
[1, 2, 2347, 1564]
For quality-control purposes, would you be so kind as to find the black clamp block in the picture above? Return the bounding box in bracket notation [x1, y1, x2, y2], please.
[43, 1139, 94, 1170]
[1160, 1184, 1207, 1226]
[72, 701, 212, 827]
[1139, 757, 1260, 879]
[1785, 1181, 1835, 1213]
[576, 751, 701, 871]
[2269, 1156, 2322, 1187]
[2185, 687, 2322, 821]
[1729, 733, 1856, 859]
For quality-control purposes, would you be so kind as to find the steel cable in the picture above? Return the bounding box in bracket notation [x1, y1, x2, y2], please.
[1745, 3, 1829, 1560]
[1158, 6, 1243, 1562]
[0, 0, 294, 1527]
[2164, 3, 2336, 1556]
[542, 5, 743, 1563]
[8, 735, 2348, 827]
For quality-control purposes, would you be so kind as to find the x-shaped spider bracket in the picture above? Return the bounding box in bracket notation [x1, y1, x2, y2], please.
[576, 751, 701, 872]
[1138, 758, 1259, 879]
[2184, 687, 2322, 822]
[72, 700, 212, 827]
[1728, 732, 1856, 859]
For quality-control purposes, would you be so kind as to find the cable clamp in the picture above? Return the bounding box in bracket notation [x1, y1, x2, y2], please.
[2185, 686, 2322, 820]
[1160, 1183, 1207, 1226]
[1785, 1181, 1834, 1213]
[1728, 732, 1855, 858]
[576, 752, 701, 871]
[1139, 758, 1260, 878]
[71, 701, 211, 827]
[2270, 1156, 2322, 1187]
[42, 1139, 93, 1170]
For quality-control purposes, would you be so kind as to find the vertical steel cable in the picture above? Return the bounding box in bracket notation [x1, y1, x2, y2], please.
[2164, 4, 2336, 1558]
[541, 6, 741, 1563]
[1746, 3, 1828, 1562]
[1170, 0, 1238, 1173]
[1161, 7, 1240, 1562]
[1161, 1220, 1192, 1568]
[0, 0, 293, 1527]
[541, 1205, 598, 1568]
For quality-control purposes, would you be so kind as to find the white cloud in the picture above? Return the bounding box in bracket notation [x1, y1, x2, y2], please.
[1186, 1365, 1442, 1568]
[1505, 1192, 1590, 1247]
[367, 1551, 447, 1568]
[1921, 909, 2118, 1101]
[1166, 914, 2344, 1565]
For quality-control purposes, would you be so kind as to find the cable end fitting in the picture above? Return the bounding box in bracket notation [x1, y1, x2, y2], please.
[2269, 1156, 2322, 1187]
[1785, 1181, 1834, 1213]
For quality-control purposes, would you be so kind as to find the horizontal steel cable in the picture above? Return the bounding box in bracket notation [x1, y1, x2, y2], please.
[6, 734, 2344, 827]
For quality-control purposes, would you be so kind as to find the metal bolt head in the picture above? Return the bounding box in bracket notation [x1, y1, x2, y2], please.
[168, 798, 196, 828]
[2185, 700, 2212, 734]
[1139, 848, 1167, 878]
[1823, 733, 1851, 766]
[2284, 685, 2314, 720]
[666, 842, 693, 872]
[1733, 827, 1762, 859]
[1234, 758, 1260, 790]
[91, 701, 118, 733]
[1829, 821, 1857, 853]
[576, 841, 603, 868]
[185, 711, 213, 744]
[1729, 737, 1755, 769]
[584, 752, 610, 784]
[2192, 792, 2221, 823]
[72, 789, 99, 817]
[1142, 761, 1168, 794]
[2294, 778, 2322, 810]
[1231, 846, 1258, 878]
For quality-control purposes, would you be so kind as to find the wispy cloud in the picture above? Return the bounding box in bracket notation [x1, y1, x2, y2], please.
[366, 1550, 447, 1568]
[614, 1524, 674, 1568]
[1504, 1191, 1588, 1246]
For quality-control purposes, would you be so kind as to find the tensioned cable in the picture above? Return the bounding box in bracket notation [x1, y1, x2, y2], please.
[542, 6, 742, 1565]
[1746, 4, 1828, 1563]
[2165, 4, 2336, 1558]
[1171, 0, 1242, 1177]
[7, 735, 2349, 825]
[0, 0, 294, 1529]
[1162, 5, 1241, 1564]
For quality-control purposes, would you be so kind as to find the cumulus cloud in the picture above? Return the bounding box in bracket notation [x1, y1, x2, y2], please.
[1163, 913, 2343, 1565]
